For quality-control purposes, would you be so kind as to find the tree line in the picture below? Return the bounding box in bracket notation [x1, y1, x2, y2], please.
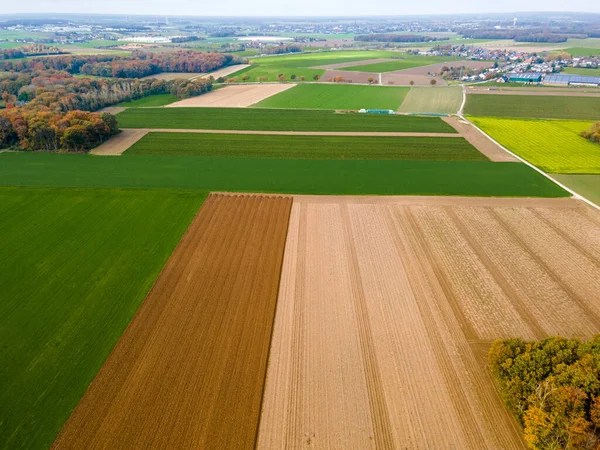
[355, 34, 449, 43]
[0, 51, 243, 79]
[262, 45, 302, 55]
[0, 44, 66, 60]
[489, 336, 600, 449]
[461, 29, 570, 43]
[0, 69, 212, 152]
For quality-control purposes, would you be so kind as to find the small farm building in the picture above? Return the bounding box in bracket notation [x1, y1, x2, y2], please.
[508, 73, 543, 83]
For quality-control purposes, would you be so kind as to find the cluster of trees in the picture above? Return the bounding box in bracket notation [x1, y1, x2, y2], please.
[0, 109, 118, 152]
[461, 30, 569, 43]
[489, 336, 600, 449]
[0, 44, 65, 60]
[0, 51, 242, 79]
[170, 36, 205, 43]
[1, 70, 212, 112]
[581, 122, 600, 144]
[355, 34, 449, 43]
[262, 45, 302, 55]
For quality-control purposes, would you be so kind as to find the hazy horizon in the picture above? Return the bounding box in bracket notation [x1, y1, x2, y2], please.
[2, 1, 599, 18]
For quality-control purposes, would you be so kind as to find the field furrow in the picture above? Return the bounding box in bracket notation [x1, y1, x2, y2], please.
[52, 193, 292, 449]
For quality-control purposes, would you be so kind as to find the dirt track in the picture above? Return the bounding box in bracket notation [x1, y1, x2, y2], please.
[442, 116, 518, 162]
[52, 193, 292, 449]
[258, 195, 600, 449]
[89, 129, 148, 155]
[166, 84, 296, 107]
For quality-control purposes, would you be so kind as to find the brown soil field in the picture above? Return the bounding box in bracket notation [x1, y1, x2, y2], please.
[467, 89, 600, 97]
[258, 195, 600, 449]
[140, 72, 204, 81]
[442, 116, 518, 162]
[98, 106, 126, 115]
[52, 193, 292, 450]
[166, 83, 296, 107]
[89, 129, 148, 155]
[381, 73, 447, 86]
[320, 69, 381, 84]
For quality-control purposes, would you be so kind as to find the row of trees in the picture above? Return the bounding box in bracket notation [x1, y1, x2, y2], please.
[581, 122, 600, 144]
[0, 109, 118, 152]
[489, 336, 600, 449]
[1, 51, 243, 78]
[262, 45, 302, 55]
[0, 44, 65, 60]
[355, 34, 449, 43]
[461, 30, 570, 43]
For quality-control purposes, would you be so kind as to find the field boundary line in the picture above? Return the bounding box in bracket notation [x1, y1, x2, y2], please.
[121, 128, 461, 138]
[461, 115, 600, 212]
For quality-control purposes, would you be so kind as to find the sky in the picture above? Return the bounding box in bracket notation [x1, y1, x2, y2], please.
[3, 0, 599, 16]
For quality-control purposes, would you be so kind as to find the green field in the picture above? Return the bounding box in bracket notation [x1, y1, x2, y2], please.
[339, 55, 458, 73]
[125, 132, 485, 161]
[0, 187, 206, 450]
[116, 107, 457, 132]
[117, 94, 179, 107]
[562, 47, 600, 57]
[238, 50, 402, 81]
[561, 67, 600, 76]
[398, 87, 463, 114]
[465, 94, 600, 120]
[553, 174, 600, 205]
[471, 117, 600, 173]
[252, 84, 409, 110]
[0, 152, 567, 197]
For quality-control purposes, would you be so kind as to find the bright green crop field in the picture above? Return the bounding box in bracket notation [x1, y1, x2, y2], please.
[471, 117, 600, 173]
[0, 187, 206, 450]
[339, 55, 459, 73]
[0, 152, 567, 197]
[237, 50, 402, 81]
[398, 86, 463, 114]
[252, 84, 409, 110]
[125, 132, 485, 161]
[117, 93, 179, 107]
[464, 94, 600, 120]
[116, 107, 457, 133]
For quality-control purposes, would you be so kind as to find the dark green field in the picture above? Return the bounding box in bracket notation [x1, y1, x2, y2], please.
[464, 94, 600, 120]
[126, 132, 487, 161]
[0, 187, 206, 450]
[116, 107, 457, 133]
[0, 152, 567, 197]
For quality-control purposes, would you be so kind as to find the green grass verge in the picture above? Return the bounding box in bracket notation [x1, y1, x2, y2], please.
[252, 84, 409, 110]
[471, 117, 600, 173]
[125, 132, 486, 161]
[552, 174, 600, 206]
[0, 152, 567, 197]
[339, 56, 459, 73]
[464, 94, 600, 120]
[562, 47, 600, 57]
[117, 94, 180, 107]
[398, 87, 463, 114]
[561, 67, 600, 76]
[116, 107, 456, 133]
[0, 186, 206, 450]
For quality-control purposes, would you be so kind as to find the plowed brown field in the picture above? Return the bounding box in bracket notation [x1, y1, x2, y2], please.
[52, 193, 292, 450]
[258, 196, 600, 449]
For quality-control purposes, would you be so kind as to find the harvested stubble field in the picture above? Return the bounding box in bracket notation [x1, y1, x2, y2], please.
[0, 152, 568, 197]
[116, 107, 457, 133]
[252, 83, 409, 110]
[471, 117, 600, 173]
[53, 193, 292, 449]
[166, 84, 296, 108]
[464, 94, 600, 120]
[258, 196, 600, 449]
[0, 187, 207, 450]
[125, 132, 486, 161]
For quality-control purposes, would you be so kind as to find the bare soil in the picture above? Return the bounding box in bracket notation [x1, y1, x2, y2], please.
[195, 64, 251, 80]
[52, 193, 292, 449]
[166, 83, 296, 107]
[258, 195, 600, 449]
[442, 116, 519, 162]
[140, 72, 204, 81]
[89, 129, 148, 155]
